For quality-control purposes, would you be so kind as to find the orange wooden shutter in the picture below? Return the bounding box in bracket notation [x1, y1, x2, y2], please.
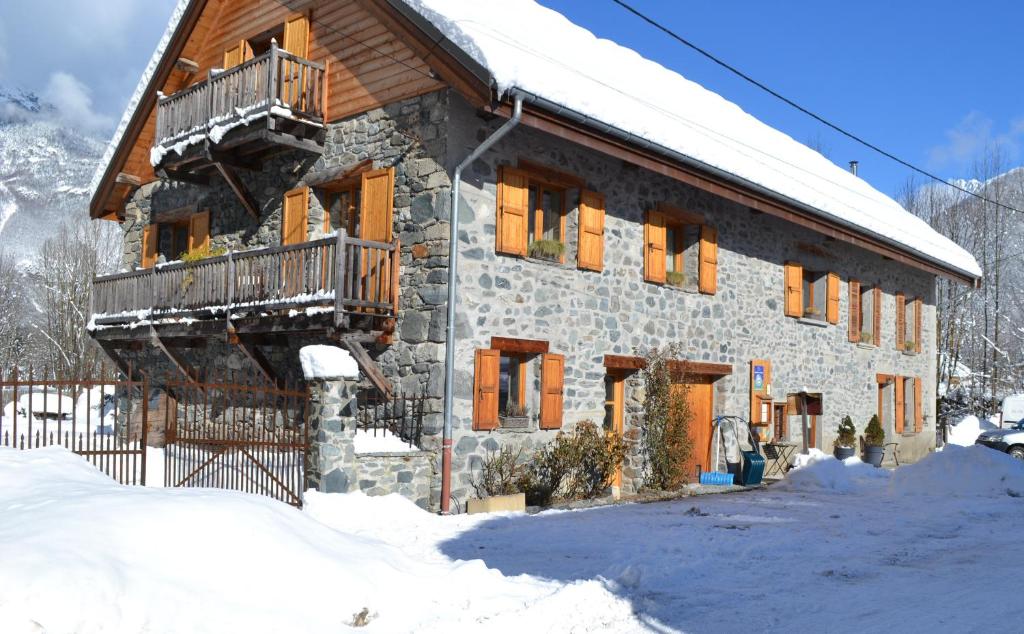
[539, 353, 565, 430]
[496, 166, 529, 257]
[784, 262, 803, 317]
[141, 225, 158, 268]
[913, 298, 922, 353]
[644, 210, 667, 283]
[914, 377, 923, 433]
[577, 190, 605, 271]
[848, 279, 861, 342]
[894, 376, 905, 434]
[188, 211, 210, 253]
[698, 225, 718, 295]
[873, 287, 882, 347]
[282, 187, 309, 245]
[223, 40, 251, 69]
[473, 349, 500, 431]
[895, 292, 906, 350]
[359, 167, 394, 242]
[826, 272, 840, 324]
[283, 14, 310, 58]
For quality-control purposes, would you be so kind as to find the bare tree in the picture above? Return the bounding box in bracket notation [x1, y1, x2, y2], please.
[0, 250, 29, 373]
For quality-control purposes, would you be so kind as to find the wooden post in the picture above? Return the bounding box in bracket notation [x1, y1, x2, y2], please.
[268, 39, 279, 114]
[390, 239, 400, 317]
[321, 59, 330, 122]
[225, 249, 235, 332]
[334, 229, 346, 328]
[140, 374, 149, 486]
[800, 391, 809, 454]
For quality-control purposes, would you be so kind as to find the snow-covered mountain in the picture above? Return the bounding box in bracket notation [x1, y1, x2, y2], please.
[0, 86, 106, 265]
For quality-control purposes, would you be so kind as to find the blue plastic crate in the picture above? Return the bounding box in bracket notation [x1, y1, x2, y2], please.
[698, 471, 734, 486]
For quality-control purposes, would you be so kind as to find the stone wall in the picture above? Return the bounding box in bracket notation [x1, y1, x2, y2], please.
[307, 376, 435, 510]
[442, 92, 938, 500]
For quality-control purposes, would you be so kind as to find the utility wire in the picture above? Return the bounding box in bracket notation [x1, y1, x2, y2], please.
[609, 0, 1024, 215]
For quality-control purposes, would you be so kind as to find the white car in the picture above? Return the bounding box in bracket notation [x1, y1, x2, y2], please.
[976, 421, 1024, 460]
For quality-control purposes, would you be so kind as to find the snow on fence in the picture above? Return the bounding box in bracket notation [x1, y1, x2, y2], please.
[91, 233, 399, 327]
[154, 41, 325, 152]
[0, 367, 149, 486]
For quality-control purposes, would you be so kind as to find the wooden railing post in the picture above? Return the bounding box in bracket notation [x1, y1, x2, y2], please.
[334, 230, 346, 328]
[151, 265, 157, 318]
[226, 249, 235, 329]
[268, 39, 279, 114]
[390, 239, 401, 318]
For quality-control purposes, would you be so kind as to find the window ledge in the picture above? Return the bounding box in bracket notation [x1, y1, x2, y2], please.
[523, 255, 568, 268]
[664, 283, 700, 294]
[901, 350, 920, 357]
[856, 342, 877, 350]
[797, 317, 828, 328]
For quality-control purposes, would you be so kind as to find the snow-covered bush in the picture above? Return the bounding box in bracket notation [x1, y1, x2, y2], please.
[835, 416, 856, 448]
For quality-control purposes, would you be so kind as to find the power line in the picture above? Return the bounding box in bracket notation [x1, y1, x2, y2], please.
[609, 0, 1024, 216]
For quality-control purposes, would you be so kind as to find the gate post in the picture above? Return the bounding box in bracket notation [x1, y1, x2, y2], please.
[140, 375, 149, 486]
[304, 373, 360, 494]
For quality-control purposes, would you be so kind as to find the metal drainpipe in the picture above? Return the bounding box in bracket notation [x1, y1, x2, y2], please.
[440, 96, 523, 514]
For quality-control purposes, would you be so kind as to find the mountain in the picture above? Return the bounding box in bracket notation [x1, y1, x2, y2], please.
[0, 86, 107, 266]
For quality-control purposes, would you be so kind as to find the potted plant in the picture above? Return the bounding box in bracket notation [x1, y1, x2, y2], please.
[527, 239, 565, 262]
[863, 414, 885, 467]
[859, 331, 873, 344]
[903, 340, 916, 352]
[467, 445, 527, 514]
[834, 416, 856, 460]
[803, 306, 820, 318]
[666, 271, 686, 288]
[499, 402, 531, 429]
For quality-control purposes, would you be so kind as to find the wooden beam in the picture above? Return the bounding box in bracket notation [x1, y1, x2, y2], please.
[98, 341, 141, 381]
[115, 172, 143, 187]
[207, 150, 262, 172]
[602, 354, 732, 378]
[174, 57, 199, 74]
[517, 158, 585, 189]
[214, 162, 260, 220]
[228, 324, 283, 388]
[490, 336, 549, 354]
[157, 167, 210, 186]
[150, 327, 200, 384]
[604, 354, 645, 371]
[338, 336, 393, 398]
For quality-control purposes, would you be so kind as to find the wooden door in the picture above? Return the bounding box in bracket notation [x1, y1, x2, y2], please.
[358, 168, 394, 310]
[281, 187, 309, 297]
[677, 376, 713, 482]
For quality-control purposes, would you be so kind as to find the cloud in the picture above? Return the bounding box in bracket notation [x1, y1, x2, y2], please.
[41, 72, 114, 133]
[928, 111, 1024, 169]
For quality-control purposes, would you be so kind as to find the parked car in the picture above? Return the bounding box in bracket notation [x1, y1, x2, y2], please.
[975, 421, 1024, 460]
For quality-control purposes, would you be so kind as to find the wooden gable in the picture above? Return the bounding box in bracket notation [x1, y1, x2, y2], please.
[94, 0, 488, 219]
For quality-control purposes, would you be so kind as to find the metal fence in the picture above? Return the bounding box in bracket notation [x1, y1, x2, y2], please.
[0, 366, 149, 485]
[356, 391, 426, 450]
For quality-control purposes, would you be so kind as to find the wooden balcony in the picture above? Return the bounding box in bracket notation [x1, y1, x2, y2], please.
[153, 42, 327, 181]
[91, 233, 399, 331]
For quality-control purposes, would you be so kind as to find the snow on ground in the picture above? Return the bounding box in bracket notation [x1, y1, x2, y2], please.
[353, 428, 417, 454]
[946, 414, 999, 446]
[2, 444, 1023, 633]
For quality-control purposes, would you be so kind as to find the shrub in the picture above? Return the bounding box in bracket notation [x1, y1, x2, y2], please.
[518, 421, 627, 506]
[472, 444, 525, 498]
[860, 331, 873, 344]
[639, 344, 692, 490]
[835, 415, 856, 448]
[903, 340, 916, 352]
[502, 402, 529, 418]
[181, 245, 228, 263]
[865, 414, 885, 447]
[528, 239, 565, 261]
[665, 271, 686, 287]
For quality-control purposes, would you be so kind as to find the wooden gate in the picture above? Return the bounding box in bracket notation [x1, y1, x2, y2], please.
[0, 366, 150, 485]
[163, 376, 309, 507]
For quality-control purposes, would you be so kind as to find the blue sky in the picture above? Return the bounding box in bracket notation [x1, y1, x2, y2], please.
[1, 0, 1020, 198]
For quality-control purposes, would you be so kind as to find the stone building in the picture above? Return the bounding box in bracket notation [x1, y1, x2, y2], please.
[88, 0, 980, 511]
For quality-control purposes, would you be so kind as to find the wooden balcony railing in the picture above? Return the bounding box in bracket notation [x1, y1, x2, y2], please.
[91, 233, 399, 328]
[155, 41, 326, 151]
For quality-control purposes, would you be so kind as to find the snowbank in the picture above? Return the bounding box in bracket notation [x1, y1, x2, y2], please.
[405, 0, 980, 278]
[299, 345, 359, 380]
[889, 444, 1024, 498]
[946, 414, 997, 447]
[779, 449, 890, 493]
[0, 447, 645, 633]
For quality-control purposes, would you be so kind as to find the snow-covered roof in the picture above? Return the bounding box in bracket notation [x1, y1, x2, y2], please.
[403, 0, 981, 280]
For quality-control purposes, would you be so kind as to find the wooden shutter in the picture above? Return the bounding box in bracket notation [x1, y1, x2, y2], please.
[282, 187, 309, 245]
[825, 272, 840, 324]
[577, 190, 605, 271]
[496, 166, 529, 257]
[848, 279, 861, 342]
[473, 349, 500, 431]
[539, 353, 565, 430]
[914, 377, 923, 433]
[895, 292, 906, 351]
[784, 262, 803, 317]
[698, 225, 718, 295]
[141, 225, 158, 268]
[873, 286, 882, 347]
[283, 14, 310, 58]
[894, 376, 905, 434]
[644, 210, 667, 283]
[359, 167, 394, 242]
[188, 211, 210, 253]
[222, 40, 251, 69]
[913, 298, 922, 353]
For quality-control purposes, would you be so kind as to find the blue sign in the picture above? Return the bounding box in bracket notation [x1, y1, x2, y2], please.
[753, 365, 765, 391]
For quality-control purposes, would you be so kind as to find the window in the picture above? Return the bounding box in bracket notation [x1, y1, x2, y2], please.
[141, 211, 210, 267]
[159, 220, 190, 261]
[644, 205, 717, 294]
[787, 392, 822, 449]
[880, 374, 923, 435]
[603, 373, 625, 434]
[248, 26, 285, 57]
[903, 376, 915, 433]
[498, 354, 527, 418]
[496, 165, 584, 263]
[473, 339, 563, 430]
[784, 262, 838, 323]
[895, 293, 922, 353]
[849, 282, 880, 345]
[320, 183, 361, 236]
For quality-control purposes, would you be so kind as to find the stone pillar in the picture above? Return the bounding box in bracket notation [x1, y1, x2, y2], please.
[306, 376, 360, 493]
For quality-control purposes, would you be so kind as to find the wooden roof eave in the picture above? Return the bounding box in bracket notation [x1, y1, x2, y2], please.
[89, 0, 210, 220]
